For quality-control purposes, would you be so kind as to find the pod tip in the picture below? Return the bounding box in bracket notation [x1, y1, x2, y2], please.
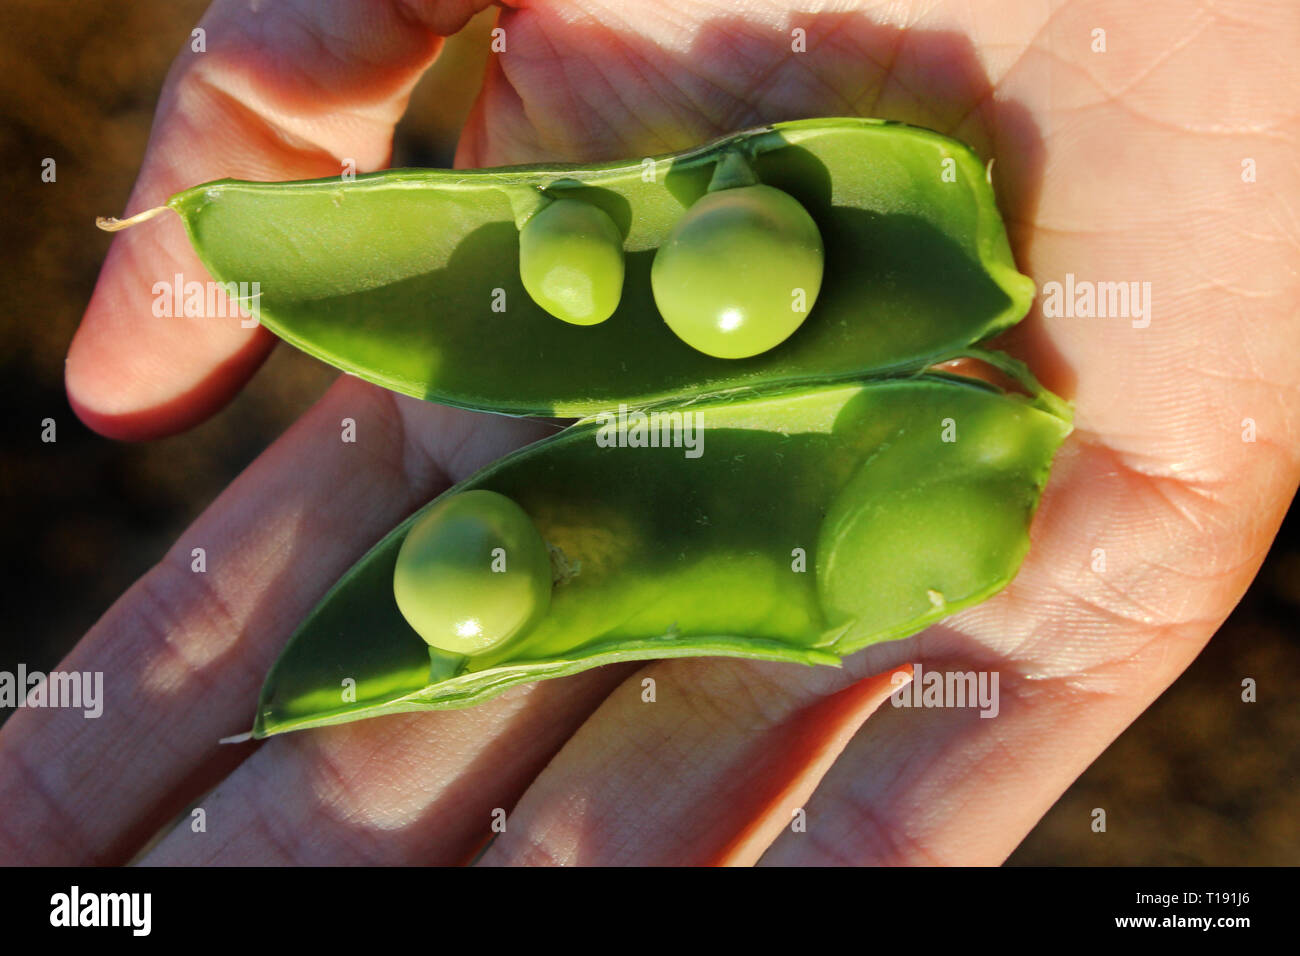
[95, 204, 170, 232]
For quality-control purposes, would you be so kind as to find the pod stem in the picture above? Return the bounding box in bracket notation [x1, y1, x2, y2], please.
[95, 204, 171, 232]
[953, 347, 1073, 423]
[707, 151, 759, 192]
[507, 185, 555, 231]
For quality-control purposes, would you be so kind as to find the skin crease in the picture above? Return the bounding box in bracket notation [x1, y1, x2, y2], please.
[5, 0, 1292, 864]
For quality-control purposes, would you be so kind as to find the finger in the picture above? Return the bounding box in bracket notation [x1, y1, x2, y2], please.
[475, 655, 910, 866]
[138, 670, 633, 866]
[756, 669, 1134, 865]
[68, 0, 499, 439]
[715, 667, 913, 866]
[0, 378, 549, 864]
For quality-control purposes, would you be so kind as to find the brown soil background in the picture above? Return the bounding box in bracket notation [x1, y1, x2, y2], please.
[1, 1, 1296, 865]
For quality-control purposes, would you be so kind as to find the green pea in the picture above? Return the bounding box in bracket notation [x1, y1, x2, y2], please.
[519, 198, 625, 326]
[651, 183, 824, 359]
[392, 489, 552, 656]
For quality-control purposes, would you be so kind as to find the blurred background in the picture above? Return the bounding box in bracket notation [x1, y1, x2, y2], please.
[2, 0, 1296, 865]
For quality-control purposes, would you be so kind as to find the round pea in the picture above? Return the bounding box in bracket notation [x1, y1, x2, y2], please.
[393, 490, 552, 656]
[651, 184, 824, 359]
[519, 198, 625, 326]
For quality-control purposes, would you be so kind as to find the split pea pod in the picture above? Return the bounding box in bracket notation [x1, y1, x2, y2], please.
[253, 356, 1070, 738]
[101, 117, 1034, 415]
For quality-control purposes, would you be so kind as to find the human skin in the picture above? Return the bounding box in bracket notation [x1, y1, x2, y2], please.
[2, 0, 1296, 865]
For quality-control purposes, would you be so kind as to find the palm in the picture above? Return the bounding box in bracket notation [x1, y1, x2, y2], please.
[6, 0, 1294, 865]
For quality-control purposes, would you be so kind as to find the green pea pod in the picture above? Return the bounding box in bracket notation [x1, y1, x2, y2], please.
[252, 354, 1071, 737]
[107, 118, 1033, 416]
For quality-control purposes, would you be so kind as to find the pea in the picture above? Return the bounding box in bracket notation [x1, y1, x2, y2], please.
[392, 489, 552, 656]
[519, 198, 625, 326]
[651, 183, 824, 359]
[122, 117, 1036, 415]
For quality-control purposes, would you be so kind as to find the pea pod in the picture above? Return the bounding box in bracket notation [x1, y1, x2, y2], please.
[252, 355, 1071, 737]
[103, 118, 1033, 416]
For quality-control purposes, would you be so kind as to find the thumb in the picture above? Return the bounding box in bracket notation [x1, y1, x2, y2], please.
[69, 0, 501, 440]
